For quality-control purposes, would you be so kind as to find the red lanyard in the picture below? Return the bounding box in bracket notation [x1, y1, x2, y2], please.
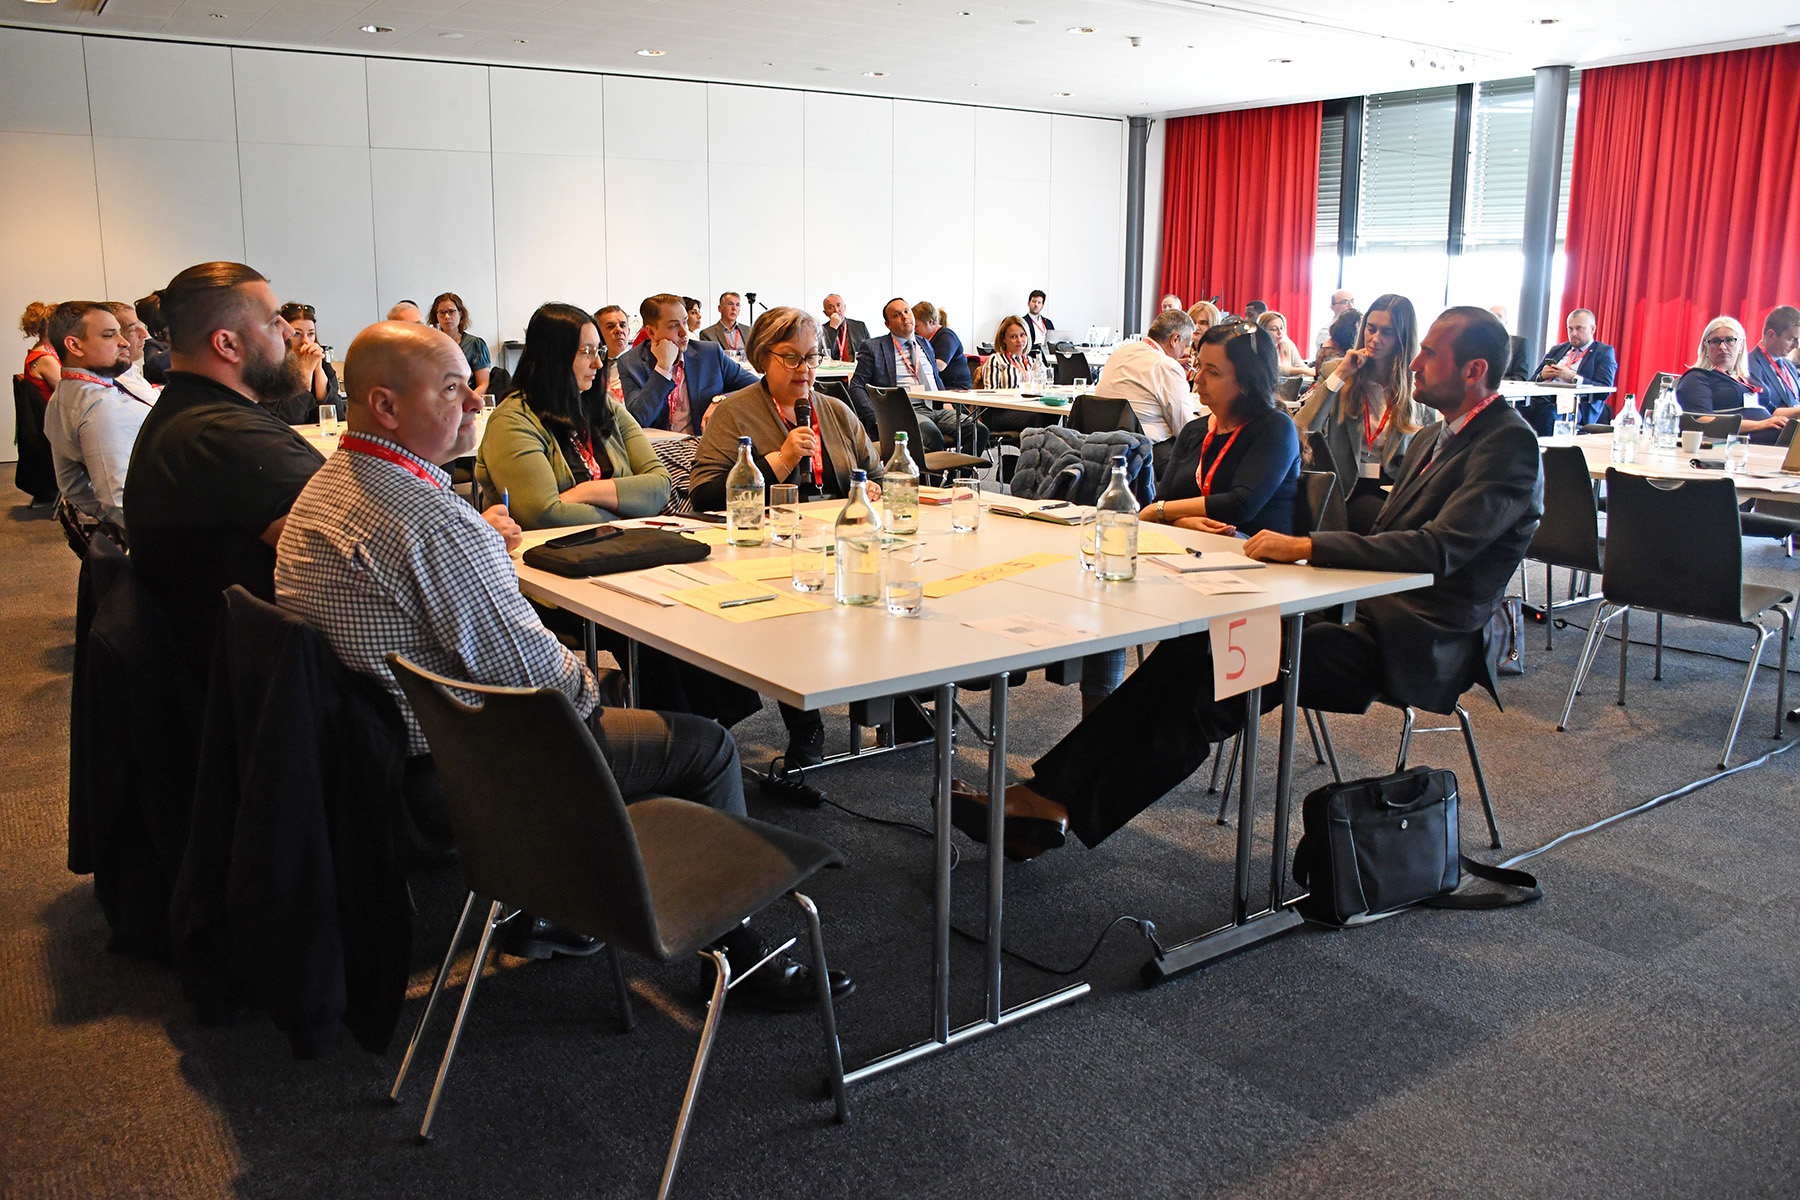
[1421, 395, 1499, 475]
[62, 368, 151, 406]
[1363, 396, 1393, 449]
[1006, 353, 1028, 382]
[669, 358, 688, 430]
[339, 434, 442, 487]
[835, 325, 850, 359]
[573, 433, 605, 480]
[1196, 417, 1245, 497]
[768, 390, 824, 487]
[728, 325, 742, 351]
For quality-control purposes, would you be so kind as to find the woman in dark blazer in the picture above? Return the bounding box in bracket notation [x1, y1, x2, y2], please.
[1676, 315, 1793, 443]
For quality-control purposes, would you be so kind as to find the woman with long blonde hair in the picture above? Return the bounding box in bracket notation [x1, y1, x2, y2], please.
[1294, 293, 1435, 533]
[1676, 314, 1797, 441]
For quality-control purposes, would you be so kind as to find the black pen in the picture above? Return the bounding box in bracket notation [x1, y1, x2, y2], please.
[719, 594, 777, 609]
[1186, 547, 1204, 557]
[1039, 501, 1071, 510]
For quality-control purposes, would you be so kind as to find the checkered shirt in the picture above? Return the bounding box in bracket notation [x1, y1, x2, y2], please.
[274, 432, 597, 755]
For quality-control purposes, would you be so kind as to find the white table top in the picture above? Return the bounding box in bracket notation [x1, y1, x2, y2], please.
[917, 388, 1089, 416]
[1499, 381, 1616, 399]
[1547, 432, 1800, 498]
[514, 502, 1430, 709]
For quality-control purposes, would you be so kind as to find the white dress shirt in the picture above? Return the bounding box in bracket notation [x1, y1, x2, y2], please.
[44, 371, 155, 527]
[1096, 339, 1195, 442]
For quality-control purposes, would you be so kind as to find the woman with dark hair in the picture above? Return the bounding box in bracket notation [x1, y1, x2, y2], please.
[431, 291, 491, 396]
[257, 301, 339, 425]
[1142, 320, 1300, 537]
[475, 302, 670, 526]
[1295, 292, 1434, 533]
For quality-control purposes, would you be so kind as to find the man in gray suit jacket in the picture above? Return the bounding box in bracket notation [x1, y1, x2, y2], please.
[955, 307, 1543, 853]
[697, 291, 751, 359]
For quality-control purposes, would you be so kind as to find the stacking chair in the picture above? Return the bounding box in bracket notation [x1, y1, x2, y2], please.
[1559, 470, 1793, 768]
[385, 655, 847, 1198]
[869, 385, 985, 481]
[1305, 430, 1337, 481]
[1053, 351, 1093, 386]
[13, 374, 57, 504]
[1523, 445, 1605, 650]
[1068, 395, 1142, 436]
[1679, 411, 1741, 438]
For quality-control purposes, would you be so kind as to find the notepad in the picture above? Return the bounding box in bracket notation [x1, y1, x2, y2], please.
[1147, 552, 1266, 573]
[986, 498, 1094, 526]
[666, 580, 829, 622]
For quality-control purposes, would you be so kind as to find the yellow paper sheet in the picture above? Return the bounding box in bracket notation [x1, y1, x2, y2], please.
[715, 556, 805, 582]
[1136, 527, 1185, 556]
[679, 527, 734, 546]
[667, 580, 829, 622]
[922, 552, 1070, 598]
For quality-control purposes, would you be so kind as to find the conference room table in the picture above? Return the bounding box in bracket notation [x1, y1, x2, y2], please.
[510, 502, 1430, 1084]
[1550, 430, 1800, 499]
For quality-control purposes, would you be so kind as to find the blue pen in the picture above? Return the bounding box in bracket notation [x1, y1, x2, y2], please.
[502, 488, 510, 510]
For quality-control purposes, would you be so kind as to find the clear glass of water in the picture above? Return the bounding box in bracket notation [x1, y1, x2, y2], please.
[318, 404, 337, 434]
[791, 520, 829, 592]
[883, 538, 925, 616]
[951, 477, 982, 532]
[1073, 376, 1088, 391]
[1076, 512, 1098, 572]
[1725, 434, 1750, 474]
[768, 483, 800, 544]
[1552, 416, 1575, 441]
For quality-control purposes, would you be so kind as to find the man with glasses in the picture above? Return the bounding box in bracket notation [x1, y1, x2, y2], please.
[1315, 288, 1354, 358]
[1092, 309, 1197, 466]
[1530, 308, 1617, 427]
[618, 292, 758, 435]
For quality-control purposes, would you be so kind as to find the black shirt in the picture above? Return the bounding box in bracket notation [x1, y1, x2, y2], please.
[1156, 405, 1300, 535]
[1675, 367, 1766, 416]
[126, 371, 326, 674]
[261, 360, 341, 425]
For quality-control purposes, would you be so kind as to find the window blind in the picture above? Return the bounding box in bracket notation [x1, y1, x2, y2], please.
[1356, 86, 1457, 251]
[1316, 109, 1343, 251]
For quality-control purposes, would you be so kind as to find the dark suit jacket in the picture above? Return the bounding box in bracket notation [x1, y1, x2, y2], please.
[1503, 335, 1530, 381]
[1749, 347, 1800, 413]
[817, 318, 871, 362]
[1025, 312, 1056, 355]
[618, 338, 760, 433]
[1531, 340, 1618, 387]
[698, 320, 750, 353]
[1309, 399, 1544, 714]
[848, 333, 944, 438]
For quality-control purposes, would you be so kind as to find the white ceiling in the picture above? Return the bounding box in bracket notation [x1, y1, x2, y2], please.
[4, 0, 1797, 118]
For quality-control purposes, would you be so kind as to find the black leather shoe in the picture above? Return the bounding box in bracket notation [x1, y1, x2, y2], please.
[784, 718, 827, 768]
[706, 953, 854, 1013]
[501, 913, 604, 960]
[948, 780, 1068, 862]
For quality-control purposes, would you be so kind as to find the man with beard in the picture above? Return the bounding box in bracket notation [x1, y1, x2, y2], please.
[952, 307, 1543, 858]
[126, 261, 328, 677]
[42, 301, 144, 545]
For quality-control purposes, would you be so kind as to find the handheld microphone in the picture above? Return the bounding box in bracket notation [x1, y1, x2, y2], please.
[792, 397, 813, 493]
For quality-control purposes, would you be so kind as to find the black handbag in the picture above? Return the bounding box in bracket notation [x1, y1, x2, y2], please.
[521, 527, 711, 578]
[1291, 765, 1540, 928]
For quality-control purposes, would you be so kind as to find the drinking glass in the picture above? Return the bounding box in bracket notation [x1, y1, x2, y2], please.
[318, 404, 337, 434]
[1073, 376, 1088, 391]
[1552, 417, 1575, 441]
[883, 538, 925, 616]
[1724, 434, 1750, 474]
[768, 483, 800, 544]
[791, 520, 829, 592]
[951, 477, 983, 532]
[1076, 512, 1098, 572]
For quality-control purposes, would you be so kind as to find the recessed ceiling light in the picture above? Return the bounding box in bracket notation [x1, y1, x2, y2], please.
[636, 48, 665, 56]
[813, 66, 831, 72]
[208, 12, 227, 18]
[1534, 17, 1559, 23]
[359, 25, 391, 33]
[1052, 91, 1072, 97]
[1067, 26, 1097, 34]
[20, 1, 58, 6]
[862, 70, 888, 77]
[1269, 57, 1292, 64]
[1013, 18, 1035, 25]
[957, 9, 971, 15]
[513, 38, 528, 44]
[437, 31, 464, 38]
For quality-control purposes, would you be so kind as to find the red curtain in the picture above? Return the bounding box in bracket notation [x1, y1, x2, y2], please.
[1159, 102, 1320, 348]
[1561, 44, 1800, 411]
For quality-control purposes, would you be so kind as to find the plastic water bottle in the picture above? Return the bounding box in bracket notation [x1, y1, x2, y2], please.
[834, 469, 883, 605]
[882, 432, 919, 537]
[1653, 388, 1682, 454]
[1094, 453, 1140, 581]
[1612, 395, 1639, 464]
[725, 436, 765, 546]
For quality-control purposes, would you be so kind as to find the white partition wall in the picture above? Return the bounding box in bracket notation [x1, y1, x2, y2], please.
[0, 28, 1128, 459]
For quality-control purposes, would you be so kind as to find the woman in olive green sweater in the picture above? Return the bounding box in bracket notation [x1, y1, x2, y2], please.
[475, 303, 671, 526]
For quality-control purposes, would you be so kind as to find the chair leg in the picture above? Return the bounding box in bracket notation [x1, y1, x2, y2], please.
[1560, 602, 1615, 730]
[658, 948, 732, 1200]
[1205, 739, 1227, 794]
[607, 945, 635, 1033]
[1214, 734, 1241, 825]
[1455, 704, 1503, 850]
[793, 892, 848, 1123]
[391, 890, 480, 1104]
[1394, 706, 1418, 771]
[1312, 711, 1343, 782]
[1617, 607, 1631, 706]
[1303, 707, 1326, 766]
[1654, 612, 1664, 682]
[419, 899, 504, 1142]
[1777, 606, 1792, 739]
[1545, 562, 1555, 651]
[1721, 624, 1776, 769]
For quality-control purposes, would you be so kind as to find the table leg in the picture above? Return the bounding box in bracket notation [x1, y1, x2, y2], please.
[582, 620, 599, 679]
[985, 673, 1007, 1023]
[933, 682, 955, 1043]
[1230, 687, 1261, 924]
[1265, 613, 1304, 913]
[625, 639, 640, 709]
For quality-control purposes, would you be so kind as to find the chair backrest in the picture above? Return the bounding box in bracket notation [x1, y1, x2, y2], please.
[1306, 429, 1338, 480]
[1054, 352, 1092, 385]
[485, 366, 512, 401]
[1276, 375, 1305, 405]
[869, 384, 927, 461]
[814, 378, 854, 410]
[387, 654, 662, 957]
[1781, 419, 1799, 448]
[1296, 470, 1348, 535]
[1068, 395, 1142, 435]
[1600, 469, 1745, 623]
[1527, 446, 1603, 573]
[1680, 411, 1741, 437]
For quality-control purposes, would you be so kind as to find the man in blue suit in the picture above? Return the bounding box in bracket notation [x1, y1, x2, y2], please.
[1024, 289, 1056, 360]
[619, 293, 759, 434]
[1529, 308, 1619, 428]
[849, 297, 985, 452]
[1748, 305, 1800, 419]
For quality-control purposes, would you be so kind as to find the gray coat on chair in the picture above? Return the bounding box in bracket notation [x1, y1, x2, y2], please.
[1010, 426, 1156, 506]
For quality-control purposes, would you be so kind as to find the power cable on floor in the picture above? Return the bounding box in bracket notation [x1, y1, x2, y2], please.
[951, 914, 1166, 976]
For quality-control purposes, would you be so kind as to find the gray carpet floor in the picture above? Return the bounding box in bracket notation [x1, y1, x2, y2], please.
[3, 480, 1799, 1199]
